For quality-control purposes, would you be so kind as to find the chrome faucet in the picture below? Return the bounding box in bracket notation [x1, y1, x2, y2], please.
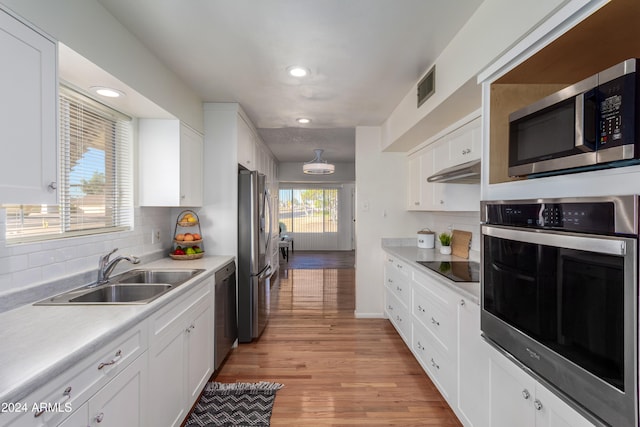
[95, 248, 140, 285]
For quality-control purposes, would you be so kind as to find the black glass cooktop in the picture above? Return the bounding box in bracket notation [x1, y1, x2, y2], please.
[416, 261, 480, 283]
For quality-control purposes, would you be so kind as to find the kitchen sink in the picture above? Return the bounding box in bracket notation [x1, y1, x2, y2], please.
[112, 269, 201, 285]
[69, 284, 172, 303]
[34, 268, 205, 305]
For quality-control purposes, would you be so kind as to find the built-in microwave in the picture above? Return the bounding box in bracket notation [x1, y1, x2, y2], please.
[508, 59, 640, 177]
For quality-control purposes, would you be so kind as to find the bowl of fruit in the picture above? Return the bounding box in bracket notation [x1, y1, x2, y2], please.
[178, 212, 198, 227]
[174, 232, 202, 245]
[170, 245, 204, 260]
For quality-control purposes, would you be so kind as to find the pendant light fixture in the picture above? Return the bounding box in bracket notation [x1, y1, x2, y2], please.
[303, 149, 335, 175]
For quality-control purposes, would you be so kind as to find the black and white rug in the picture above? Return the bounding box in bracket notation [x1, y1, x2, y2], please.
[185, 382, 284, 427]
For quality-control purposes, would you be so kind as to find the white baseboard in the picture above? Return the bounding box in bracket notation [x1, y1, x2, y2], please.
[353, 311, 385, 319]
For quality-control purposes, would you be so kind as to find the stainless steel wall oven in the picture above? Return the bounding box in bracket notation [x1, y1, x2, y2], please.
[481, 196, 638, 427]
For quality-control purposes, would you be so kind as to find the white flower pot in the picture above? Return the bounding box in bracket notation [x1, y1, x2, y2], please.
[440, 246, 452, 255]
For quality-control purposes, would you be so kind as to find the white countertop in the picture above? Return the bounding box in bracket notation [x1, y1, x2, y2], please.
[382, 243, 480, 304]
[0, 255, 234, 405]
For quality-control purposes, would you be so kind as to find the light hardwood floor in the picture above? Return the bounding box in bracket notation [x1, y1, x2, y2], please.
[213, 252, 463, 426]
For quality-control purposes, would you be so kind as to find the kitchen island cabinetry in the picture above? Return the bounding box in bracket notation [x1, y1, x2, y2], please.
[406, 116, 480, 212]
[147, 278, 213, 427]
[138, 119, 204, 207]
[0, 6, 57, 205]
[488, 345, 594, 427]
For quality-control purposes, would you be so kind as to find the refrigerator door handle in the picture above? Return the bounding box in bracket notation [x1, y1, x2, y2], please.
[264, 188, 273, 253]
[258, 264, 272, 280]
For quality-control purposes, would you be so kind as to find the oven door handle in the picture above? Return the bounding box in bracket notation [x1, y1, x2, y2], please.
[482, 225, 630, 256]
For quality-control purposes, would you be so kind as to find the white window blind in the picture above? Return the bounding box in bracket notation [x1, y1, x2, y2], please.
[4, 85, 133, 242]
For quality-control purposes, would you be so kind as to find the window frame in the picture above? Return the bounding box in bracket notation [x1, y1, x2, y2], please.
[4, 84, 133, 244]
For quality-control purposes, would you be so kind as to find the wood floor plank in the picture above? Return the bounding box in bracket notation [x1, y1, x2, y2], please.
[213, 251, 463, 426]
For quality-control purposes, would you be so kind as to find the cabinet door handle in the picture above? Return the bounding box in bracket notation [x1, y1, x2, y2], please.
[431, 317, 440, 326]
[387, 305, 393, 310]
[98, 350, 122, 370]
[34, 386, 71, 417]
[460, 299, 466, 306]
[430, 358, 440, 370]
[96, 412, 105, 423]
[396, 286, 402, 292]
[417, 304, 425, 313]
[522, 389, 530, 400]
[417, 341, 424, 351]
[396, 315, 403, 322]
[534, 399, 543, 411]
[48, 181, 57, 191]
[186, 324, 196, 333]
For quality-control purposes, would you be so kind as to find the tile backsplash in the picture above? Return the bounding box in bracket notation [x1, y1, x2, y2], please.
[0, 207, 174, 309]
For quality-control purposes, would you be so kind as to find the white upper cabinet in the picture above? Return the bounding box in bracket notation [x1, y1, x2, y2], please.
[237, 115, 256, 170]
[407, 116, 481, 212]
[0, 7, 57, 205]
[139, 119, 204, 207]
[448, 118, 481, 166]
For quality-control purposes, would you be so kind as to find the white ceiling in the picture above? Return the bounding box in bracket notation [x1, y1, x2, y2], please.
[96, 0, 483, 163]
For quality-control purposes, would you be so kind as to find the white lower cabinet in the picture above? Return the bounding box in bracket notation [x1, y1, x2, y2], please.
[383, 250, 595, 427]
[385, 288, 411, 343]
[84, 353, 147, 426]
[148, 279, 213, 427]
[456, 298, 489, 427]
[412, 325, 456, 401]
[488, 345, 594, 427]
[3, 324, 147, 427]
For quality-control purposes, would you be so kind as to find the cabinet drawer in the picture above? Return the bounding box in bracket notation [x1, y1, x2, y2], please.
[412, 326, 456, 401]
[2, 323, 146, 427]
[149, 279, 211, 343]
[385, 289, 411, 344]
[412, 284, 455, 354]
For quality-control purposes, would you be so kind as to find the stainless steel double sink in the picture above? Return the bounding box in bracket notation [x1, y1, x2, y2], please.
[35, 269, 205, 305]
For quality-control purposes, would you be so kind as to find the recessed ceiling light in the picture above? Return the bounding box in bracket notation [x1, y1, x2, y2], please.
[296, 118, 311, 124]
[287, 66, 309, 77]
[90, 86, 125, 98]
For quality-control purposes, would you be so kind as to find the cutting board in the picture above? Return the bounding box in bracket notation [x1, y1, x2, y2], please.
[451, 229, 472, 259]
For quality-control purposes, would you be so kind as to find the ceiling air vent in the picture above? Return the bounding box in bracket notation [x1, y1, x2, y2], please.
[417, 65, 435, 107]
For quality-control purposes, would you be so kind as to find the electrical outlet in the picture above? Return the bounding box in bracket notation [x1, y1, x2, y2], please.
[151, 229, 161, 244]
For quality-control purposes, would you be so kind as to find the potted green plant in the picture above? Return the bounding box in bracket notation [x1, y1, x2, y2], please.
[439, 232, 452, 255]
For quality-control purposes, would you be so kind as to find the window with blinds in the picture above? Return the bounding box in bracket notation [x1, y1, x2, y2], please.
[4, 85, 133, 242]
[278, 188, 338, 234]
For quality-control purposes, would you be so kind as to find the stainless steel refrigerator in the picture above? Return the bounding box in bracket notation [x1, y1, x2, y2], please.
[237, 170, 272, 342]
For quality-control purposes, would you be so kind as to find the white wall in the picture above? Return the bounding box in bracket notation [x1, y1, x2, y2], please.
[354, 126, 435, 317]
[0, 0, 203, 132]
[382, 0, 566, 152]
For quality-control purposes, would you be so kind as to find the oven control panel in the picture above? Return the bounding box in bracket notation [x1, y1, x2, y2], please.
[485, 201, 615, 234]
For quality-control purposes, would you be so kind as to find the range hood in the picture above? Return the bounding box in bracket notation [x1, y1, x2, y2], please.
[427, 159, 481, 184]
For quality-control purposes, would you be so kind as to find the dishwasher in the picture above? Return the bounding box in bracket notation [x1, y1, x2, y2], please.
[214, 261, 237, 370]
